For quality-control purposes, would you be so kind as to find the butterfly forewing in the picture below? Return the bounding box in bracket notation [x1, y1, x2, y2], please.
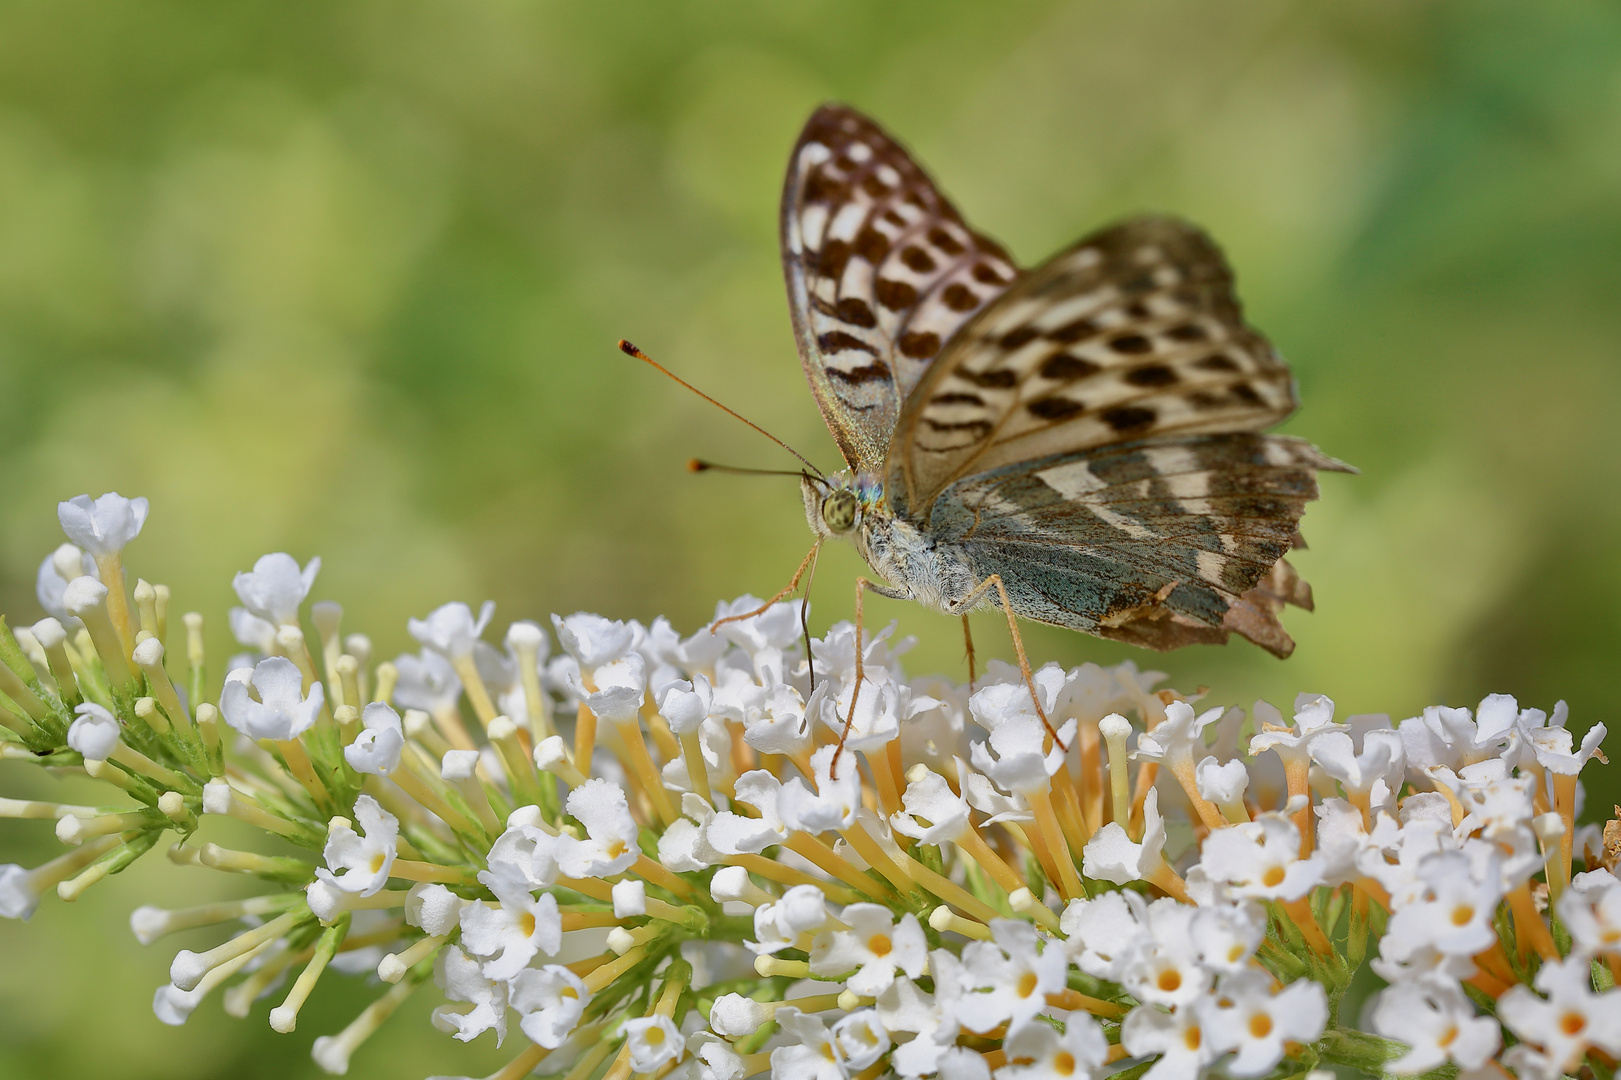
[782, 105, 1021, 470]
[888, 217, 1297, 519]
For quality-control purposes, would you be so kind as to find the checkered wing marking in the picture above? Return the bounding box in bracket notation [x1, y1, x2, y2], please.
[889, 217, 1297, 521]
[930, 434, 1353, 657]
[782, 104, 1021, 470]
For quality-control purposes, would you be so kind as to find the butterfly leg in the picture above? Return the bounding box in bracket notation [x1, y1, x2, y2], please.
[709, 540, 822, 634]
[949, 575, 1066, 751]
[961, 614, 976, 693]
[830, 575, 907, 779]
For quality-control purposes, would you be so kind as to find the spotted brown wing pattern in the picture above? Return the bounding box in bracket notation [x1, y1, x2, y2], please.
[888, 217, 1297, 521]
[928, 434, 1350, 657]
[781, 105, 1021, 470]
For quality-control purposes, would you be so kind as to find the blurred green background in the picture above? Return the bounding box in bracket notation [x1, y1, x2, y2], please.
[2, 1, 1619, 1077]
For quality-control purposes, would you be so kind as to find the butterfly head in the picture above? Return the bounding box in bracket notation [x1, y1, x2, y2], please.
[801, 471, 881, 540]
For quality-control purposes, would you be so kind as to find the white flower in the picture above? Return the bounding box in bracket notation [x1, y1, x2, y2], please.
[566, 652, 646, 724]
[552, 612, 636, 669]
[1372, 981, 1500, 1073]
[744, 684, 813, 758]
[769, 1007, 844, 1080]
[406, 883, 468, 937]
[1189, 901, 1265, 974]
[509, 965, 590, 1048]
[1121, 1004, 1215, 1080]
[461, 884, 562, 981]
[1309, 728, 1405, 807]
[1082, 787, 1167, 885]
[750, 885, 829, 955]
[67, 702, 122, 761]
[1382, 850, 1503, 959]
[1498, 956, 1621, 1073]
[315, 795, 398, 897]
[832, 1010, 891, 1071]
[890, 768, 970, 845]
[994, 1013, 1108, 1080]
[1559, 870, 1621, 956]
[1527, 716, 1607, 776]
[660, 676, 713, 735]
[1248, 694, 1346, 763]
[1198, 810, 1324, 901]
[393, 650, 463, 713]
[810, 904, 927, 996]
[556, 779, 639, 878]
[969, 714, 1079, 795]
[411, 601, 495, 661]
[431, 945, 507, 1045]
[57, 492, 149, 557]
[343, 702, 404, 775]
[961, 920, 1067, 1035]
[658, 793, 723, 873]
[218, 656, 325, 741]
[711, 594, 804, 685]
[35, 544, 97, 627]
[1398, 701, 1510, 777]
[1199, 969, 1327, 1077]
[1195, 756, 1250, 810]
[813, 667, 937, 753]
[778, 744, 862, 833]
[228, 607, 277, 653]
[1060, 890, 1146, 982]
[0, 864, 45, 920]
[232, 553, 321, 627]
[1119, 901, 1211, 1011]
[708, 770, 789, 855]
[683, 1033, 746, 1080]
[480, 812, 562, 894]
[625, 1015, 684, 1072]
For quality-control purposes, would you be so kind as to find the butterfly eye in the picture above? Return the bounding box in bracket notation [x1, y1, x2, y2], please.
[821, 491, 859, 533]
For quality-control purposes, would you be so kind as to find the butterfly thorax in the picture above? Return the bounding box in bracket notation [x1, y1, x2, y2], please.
[801, 469, 984, 615]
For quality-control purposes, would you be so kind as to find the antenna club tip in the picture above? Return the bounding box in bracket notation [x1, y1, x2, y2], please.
[687, 458, 706, 473]
[617, 339, 640, 357]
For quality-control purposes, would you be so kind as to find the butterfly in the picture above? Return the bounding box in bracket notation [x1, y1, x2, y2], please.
[753, 104, 1352, 749]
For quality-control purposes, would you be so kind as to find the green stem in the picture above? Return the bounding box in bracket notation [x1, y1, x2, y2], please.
[1316, 1027, 1457, 1080]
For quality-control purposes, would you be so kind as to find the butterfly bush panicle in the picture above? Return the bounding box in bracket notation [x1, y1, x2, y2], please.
[2, 491, 1617, 1080]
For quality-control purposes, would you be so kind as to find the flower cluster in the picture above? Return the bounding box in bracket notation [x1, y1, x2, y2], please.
[2, 492, 1617, 1080]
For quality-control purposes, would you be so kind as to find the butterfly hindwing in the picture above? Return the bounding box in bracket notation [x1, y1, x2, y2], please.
[888, 216, 1297, 520]
[927, 434, 1351, 656]
[782, 105, 1021, 470]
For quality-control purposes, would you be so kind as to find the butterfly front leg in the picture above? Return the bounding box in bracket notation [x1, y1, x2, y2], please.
[946, 574, 1067, 752]
[828, 575, 911, 779]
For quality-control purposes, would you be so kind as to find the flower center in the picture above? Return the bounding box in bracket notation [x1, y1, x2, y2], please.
[1262, 865, 1286, 888]
[867, 933, 893, 957]
[1184, 1026, 1202, 1051]
[1158, 969, 1182, 993]
[1560, 1012, 1586, 1036]
[370, 853, 386, 874]
[519, 912, 536, 937]
[1017, 971, 1040, 998]
[561, 987, 578, 1000]
[1450, 904, 1474, 926]
[644, 1025, 665, 1045]
[1053, 1051, 1077, 1076]
[1438, 1025, 1459, 1048]
[1249, 1013, 1274, 1039]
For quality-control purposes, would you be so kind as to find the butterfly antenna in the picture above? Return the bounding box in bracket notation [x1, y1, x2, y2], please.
[618, 340, 824, 478]
[688, 460, 809, 478]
